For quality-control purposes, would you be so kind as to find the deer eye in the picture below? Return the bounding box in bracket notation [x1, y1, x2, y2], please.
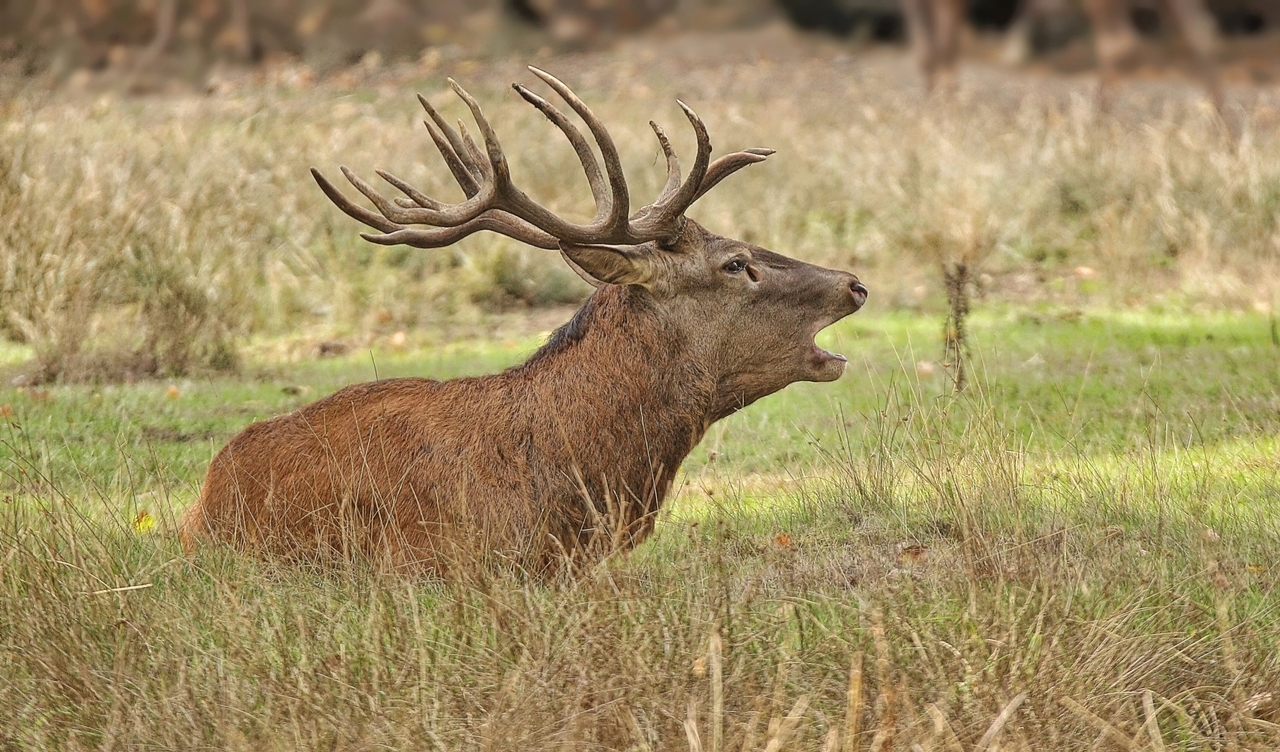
[722, 259, 748, 275]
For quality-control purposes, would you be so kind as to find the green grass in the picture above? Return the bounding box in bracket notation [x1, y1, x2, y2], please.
[3, 309, 1280, 750]
[6, 308, 1277, 504]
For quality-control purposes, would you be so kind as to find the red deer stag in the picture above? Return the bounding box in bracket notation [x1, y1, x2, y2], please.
[179, 68, 869, 574]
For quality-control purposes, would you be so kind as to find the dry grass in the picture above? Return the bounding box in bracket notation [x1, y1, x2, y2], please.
[3, 29, 1280, 382]
[2, 382, 1278, 750]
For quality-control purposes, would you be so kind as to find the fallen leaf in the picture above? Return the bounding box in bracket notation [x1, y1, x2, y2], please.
[692, 655, 707, 678]
[774, 533, 793, 549]
[133, 510, 156, 535]
[165, 385, 181, 400]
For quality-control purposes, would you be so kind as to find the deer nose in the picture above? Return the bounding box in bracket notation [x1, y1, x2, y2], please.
[849, 280, 869, 310]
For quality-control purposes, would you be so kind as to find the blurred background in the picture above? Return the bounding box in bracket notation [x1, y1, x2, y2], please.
[2, 0, 1277, 82]
[1, 1, 1279, 384]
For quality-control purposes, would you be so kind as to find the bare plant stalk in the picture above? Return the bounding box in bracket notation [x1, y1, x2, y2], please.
[1059, 697, 1135, 750]
[1216, 595, 1250, 742]
[867, 685, 897, 752]
[926, 704, 965, 752]
[739, 704, 763, 752]
[1143, 691, 1166, 752]
[870, 608, 891, 695]
[709, 626, 724, 752]
[869, 610, 897, 752]
[1217, 597, 1241, 679]
[843, 651, 863, 752]
[769, 604, 796, 740]
[624, 707, 654, 752]
[686, 698, 703, 752]
[975, 691, 1027, 751]
[942, 260, 970, 393]
[763, 696, 810, 752]
[821, 727, 840, 752]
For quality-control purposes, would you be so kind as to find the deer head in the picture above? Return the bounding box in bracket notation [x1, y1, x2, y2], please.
[312, 67, 867, 421]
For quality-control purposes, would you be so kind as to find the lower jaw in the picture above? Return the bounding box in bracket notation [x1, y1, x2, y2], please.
[808, 346, 848, 380]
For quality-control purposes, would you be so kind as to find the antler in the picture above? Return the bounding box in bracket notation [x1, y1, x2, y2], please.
[311, 67, 774, 251]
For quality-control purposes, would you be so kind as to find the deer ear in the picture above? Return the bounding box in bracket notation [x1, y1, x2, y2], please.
[557, 248, 602, 288]
[558, 242, 654, 288]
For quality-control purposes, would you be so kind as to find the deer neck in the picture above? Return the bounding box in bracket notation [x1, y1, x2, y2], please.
[522, 285, 717, 437]
[514, 285, 717, 517]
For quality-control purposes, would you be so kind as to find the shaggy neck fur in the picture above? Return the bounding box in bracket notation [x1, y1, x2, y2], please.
[507, 284, 717, 544]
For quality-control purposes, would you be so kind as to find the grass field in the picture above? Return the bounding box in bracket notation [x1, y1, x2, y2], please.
[4, 307, 1280, 750]
[4, 26, 1280, 752]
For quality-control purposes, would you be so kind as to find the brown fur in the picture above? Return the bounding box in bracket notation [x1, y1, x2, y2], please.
[180, 221, 867, 574]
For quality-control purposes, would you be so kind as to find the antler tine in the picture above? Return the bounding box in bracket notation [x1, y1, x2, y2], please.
[377, 170, 445, 211]
[418, 121, 479, 199]
[388, 119, 479, 208]
[635, 100, 711, 234]
[527, 66, 630, 232]
[449, 79, 511, 186]
[319, 76, 628, 248]
[455, 120, 492, 180]
[694, 148, 775, 203]
[326, 159, 494, 228]
[341, 165, 481, 227]
[330, 98, 507, 229]
[417, 93, 482, 189]
[513, 82, 610, 220]
[648, 121, 682, 201]
[312, 167, 401, 233]
[361, 211, 559, 250]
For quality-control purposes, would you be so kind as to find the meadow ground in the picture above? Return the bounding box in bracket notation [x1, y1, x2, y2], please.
[4, 308, 1280, 750]
[3, 25, 1280, 752]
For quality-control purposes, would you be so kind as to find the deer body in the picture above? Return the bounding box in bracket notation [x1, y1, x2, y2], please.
[180, 70, 867, 573]
[184, 285, 710, 570]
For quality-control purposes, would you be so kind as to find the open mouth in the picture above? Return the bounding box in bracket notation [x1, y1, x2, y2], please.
[810, 340, 847, 364]
[804, 280, 864, 375]
[803, 329, 844, 376]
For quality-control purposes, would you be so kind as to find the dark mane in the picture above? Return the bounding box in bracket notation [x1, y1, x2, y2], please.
[518, 293, 599, 369]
